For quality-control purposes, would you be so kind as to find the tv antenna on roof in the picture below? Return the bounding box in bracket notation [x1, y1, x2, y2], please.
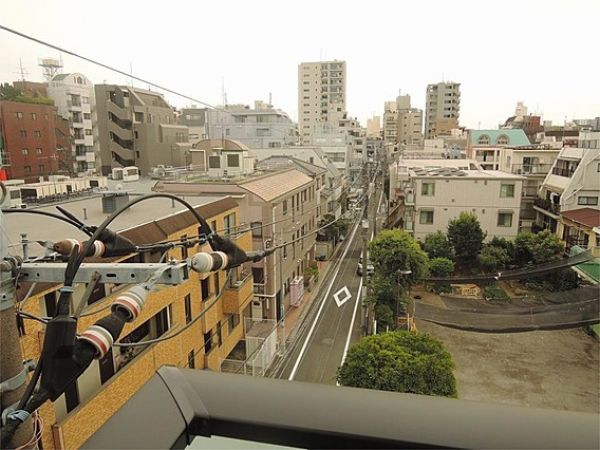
[14, 58, 28, 83]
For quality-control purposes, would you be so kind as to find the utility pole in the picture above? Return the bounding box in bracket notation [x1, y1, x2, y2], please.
[0, 210, 34, 448]
[360, 159, 370, 334]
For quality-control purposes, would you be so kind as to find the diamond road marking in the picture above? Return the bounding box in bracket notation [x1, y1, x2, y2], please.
[333, 286, 352, 307]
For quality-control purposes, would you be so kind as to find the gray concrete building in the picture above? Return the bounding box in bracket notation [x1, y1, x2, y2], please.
[424, 82, 461, 139]
[298, 60, 346, 145]
[95, 85, 190, 176]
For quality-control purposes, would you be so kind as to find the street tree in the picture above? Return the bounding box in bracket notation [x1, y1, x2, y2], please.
[318, 214, 349, 242]
[337, 331, 457, 397]
[422, 231, 454, 260]
[447, 212, 486, 263]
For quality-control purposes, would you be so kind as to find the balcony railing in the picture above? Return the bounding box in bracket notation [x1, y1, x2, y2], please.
[253, 283, 266, 295]
[226, 270, 252, 289]
[533, 197, 560, 215]
[511, 163, 553, 175]
[551, 167, 576, 178]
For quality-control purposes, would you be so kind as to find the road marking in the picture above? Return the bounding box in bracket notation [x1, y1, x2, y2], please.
[337, 277, 363, 386]
[288, 218, 360, 381]
[333, 286, 352, 307]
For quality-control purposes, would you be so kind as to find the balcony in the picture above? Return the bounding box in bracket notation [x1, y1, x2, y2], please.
[551, 166, 576, 178]
[222, 271, 253, 314]
[511, 163, 553, 175]
[253, 283, 266, 295]
[533, 197, 560, 217]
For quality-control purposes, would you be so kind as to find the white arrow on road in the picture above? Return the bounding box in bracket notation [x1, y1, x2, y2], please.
[333, 286, 352, 307]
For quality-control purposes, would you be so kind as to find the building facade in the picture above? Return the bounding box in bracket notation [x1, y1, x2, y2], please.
[95, 85, 190, 176]
[11, 197, 253, 449]
[298, 60, 346, 145]
[424, 82, 461, 139]
[0, 100, 71, 181]
[47, 73, 97, 174]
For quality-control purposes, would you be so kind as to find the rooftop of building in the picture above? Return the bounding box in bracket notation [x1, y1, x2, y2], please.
[192, 139, 250, 151]
[4, 193, 233, 256]
[255, 155, 327, 177]
[409, 167, 525, 180]
[239, 169, 313, 201]
[395, 158, 481, 170]
[561, 208, 600, 229]
[470, 129, 531, 147]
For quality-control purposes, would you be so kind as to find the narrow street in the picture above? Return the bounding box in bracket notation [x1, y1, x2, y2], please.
[272, 184, 383, 384]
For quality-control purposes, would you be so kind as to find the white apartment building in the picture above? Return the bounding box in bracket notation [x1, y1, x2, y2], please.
[397, 167, 524, 240]
[47, 73, 96, 174]
[534, 132, 600, 235]
[424, 82, 461, 139]
[298, 60, 346, 145]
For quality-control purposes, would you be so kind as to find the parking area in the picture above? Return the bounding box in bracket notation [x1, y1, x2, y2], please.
[416, 320, 599, 413]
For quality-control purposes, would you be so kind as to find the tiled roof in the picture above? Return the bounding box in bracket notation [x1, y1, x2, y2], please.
[256, 155, 327, 176]
[561, 208, 600, 229]
[240, 170, 312, 201]
[470, 129, 531, 146]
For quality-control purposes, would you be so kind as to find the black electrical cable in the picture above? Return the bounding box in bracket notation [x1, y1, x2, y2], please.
[1, 208, 92, 236]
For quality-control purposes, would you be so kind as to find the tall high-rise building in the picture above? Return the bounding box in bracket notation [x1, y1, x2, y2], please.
[47, 73, 97, 174]
[366, 116, 381, 137]
[424, 82, 461, 139]
[298, 60, 346, 145]
[383, 93, 423, 146]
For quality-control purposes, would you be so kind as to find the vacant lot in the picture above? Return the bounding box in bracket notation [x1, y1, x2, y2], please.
[417, 320, 599, 413]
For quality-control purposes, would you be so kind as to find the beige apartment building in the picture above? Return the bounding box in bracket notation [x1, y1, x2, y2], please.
[154, 168, 319, 323]
[298, 60, 346, 145]
[95, 85, 191, 176]
[394, 166, 524, 241]
[425, 82, 461, 138]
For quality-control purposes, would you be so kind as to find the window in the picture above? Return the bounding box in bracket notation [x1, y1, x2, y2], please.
[208, 155, 220, 169]
[134, 112, 144, 122]
[19, 130, 27, 137]
[36, 148, 42, 155]
[24, 166, 31, 174]
[184, 294, 192, 324]
[21, 148, 29, 155]
[201, 278, 210, 300]
[85, 129, 92, 136]
[496, 135, 509, 145]
[84, 113, 91, 120]
[500, 184, 515, 198]
[227, 154, 240, 167]
[578, 196, 598, 206]
[478, 135, 490, 145]
[228, 314, 240, 334]
[38, 165, 45, 172]
[223, 213, 236, 235]
[216, 322, 222, 347]
[82, 96, 89, 104]
[251, 221, 263, 238]
[283, 242, 288, 258]
[421, 182, 435, 196]
[211, 220, 217, 233]
[187, 350, 195, 369]
[419, 210, 434, 224]
[283, 200, 288, 215]
[34, 130, 41, 138]
[180, 235, 188, 259]
[497, 212, 513, 227]
[31, 113, 37, 120]
[15, 112, 23, 119]
[204, 331, 213, 353]
[213, 271, 220, 296]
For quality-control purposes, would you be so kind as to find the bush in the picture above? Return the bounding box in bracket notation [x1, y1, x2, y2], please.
[483, 283, 509, 301]
[429, 257, 454, 277]
[423, 231, 454, 260]
[478, 245, 510, 272]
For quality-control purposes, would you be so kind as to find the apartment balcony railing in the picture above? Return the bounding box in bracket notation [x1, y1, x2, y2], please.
[253, 282, 266, 295]
[551, 167, 575, 178]
[511, 163, 553, 175]
[533, 197, 560, 215]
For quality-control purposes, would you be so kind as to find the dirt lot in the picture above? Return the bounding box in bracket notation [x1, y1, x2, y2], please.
[416, 320, 599, 413]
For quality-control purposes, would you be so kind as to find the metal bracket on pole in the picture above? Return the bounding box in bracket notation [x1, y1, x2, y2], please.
[19, 262, 190, 285]
[0, 360, 35, 394]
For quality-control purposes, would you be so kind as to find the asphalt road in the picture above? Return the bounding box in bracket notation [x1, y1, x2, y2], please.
[273, 185, 383, 384]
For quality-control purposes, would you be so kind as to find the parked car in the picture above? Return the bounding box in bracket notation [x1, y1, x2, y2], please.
[357, 252, 374, 276]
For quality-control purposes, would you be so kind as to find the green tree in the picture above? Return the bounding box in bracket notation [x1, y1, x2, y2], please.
[422, 231, 454, 260]
[369, 229, 429, 284]
[374, 304, 394, 333]
[318, 214, 349, 242]
[513, 232, 535, 267]
[337, 331, 457, 397]
[478, 245, 510, 272]
[514, 230, 564, 265]
[447, 212, 486, 263]
[428, 257, 454, 277]
[0, 83, 22, 101]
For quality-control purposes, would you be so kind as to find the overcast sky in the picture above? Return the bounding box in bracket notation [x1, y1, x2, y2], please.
[1, 0, 598, 129]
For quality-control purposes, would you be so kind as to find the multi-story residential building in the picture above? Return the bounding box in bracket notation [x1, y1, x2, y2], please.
[398, 108, 424, 146]
[178, 107, 208, 144]
[6, 195, 253, 449]
[534, 131, 600, 238]
[205, 101, 296, 149]
[424, 81, 461, 139]
[0, 99, 71, 181]
[48, 73, 97, 174]
[467, 129, 532, 169]
[298, 60, 346, 145]
[95, 85, 191, 176]
[154, 169, 319, 324]
[383, 100, 399, 146]
[401, 167, 524, 241]
[501, 102, 543, 144]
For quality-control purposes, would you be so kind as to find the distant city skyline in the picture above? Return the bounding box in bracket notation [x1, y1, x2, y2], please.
[1, 0, 598, 129]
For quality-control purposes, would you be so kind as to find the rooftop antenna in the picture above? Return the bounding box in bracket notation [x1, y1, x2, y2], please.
[14, 59, 28, 83]
[38, 57, 63, 81]
[269, 92, 272, 107]
[129, 62, 134, 88]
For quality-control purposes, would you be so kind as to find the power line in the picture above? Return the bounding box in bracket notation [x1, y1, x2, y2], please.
[0, 24, 227, 114]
